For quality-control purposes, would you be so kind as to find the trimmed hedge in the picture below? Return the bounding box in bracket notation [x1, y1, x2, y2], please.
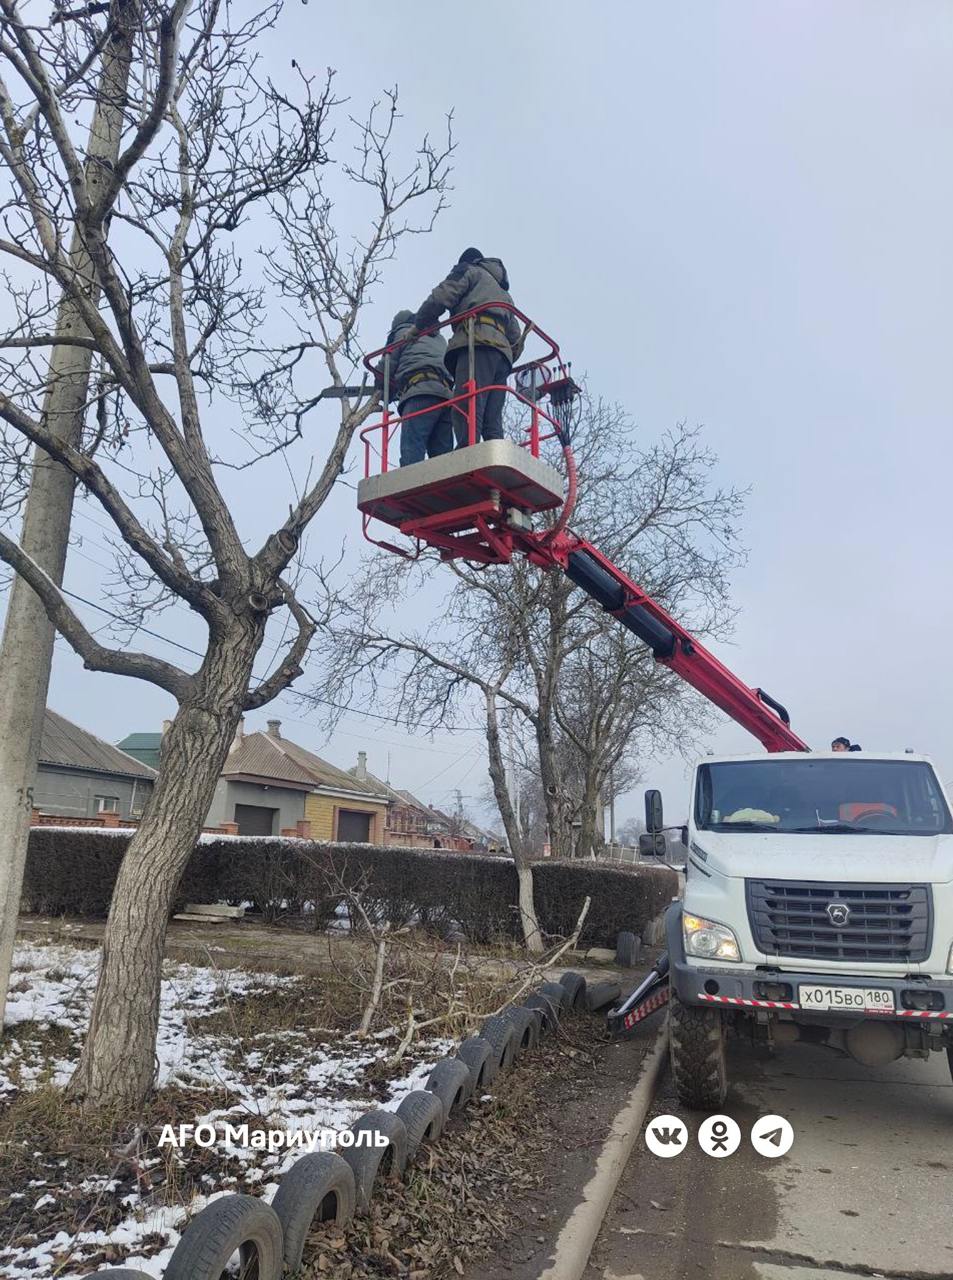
[21, 829, 677, 947]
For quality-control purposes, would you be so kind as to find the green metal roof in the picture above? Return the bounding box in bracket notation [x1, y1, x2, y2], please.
[117, 732, 162, 749]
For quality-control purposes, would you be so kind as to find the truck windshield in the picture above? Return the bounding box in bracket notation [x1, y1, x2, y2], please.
[695, 759, 952, 835]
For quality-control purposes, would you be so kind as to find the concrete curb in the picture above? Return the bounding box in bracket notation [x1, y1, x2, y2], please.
[535, 1020, 669, 1280]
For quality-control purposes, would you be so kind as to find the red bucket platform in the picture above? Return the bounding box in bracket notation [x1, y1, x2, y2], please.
[357, 439, 564, 551]
[359, 304, 576, 563]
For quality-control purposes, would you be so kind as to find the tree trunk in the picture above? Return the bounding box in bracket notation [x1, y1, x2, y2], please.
[0, 1, 136, 1027]
[515, 864, 541, 953]
[67, 629, 260, 1108]
[575, 787, 600, 860]
[535, 705, 571, 862]
[484, 690, 543, 953]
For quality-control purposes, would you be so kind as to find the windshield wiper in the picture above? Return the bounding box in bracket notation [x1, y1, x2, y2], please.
[709, 820, 780, 831]
[787, 823, 872, 834]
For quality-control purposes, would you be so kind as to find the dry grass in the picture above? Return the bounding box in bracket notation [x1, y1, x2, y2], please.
[0, 1080, 238, 1272]
[0, 932, 537, 1276]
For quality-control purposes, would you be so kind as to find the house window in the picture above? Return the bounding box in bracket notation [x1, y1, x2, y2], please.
[95, 795, 120, 814]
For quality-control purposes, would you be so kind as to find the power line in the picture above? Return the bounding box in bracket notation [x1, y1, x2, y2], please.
[57, 588, 488, 737]
[69, 504, 491, 727]
[416, 743, 483, 791]
[62, 587, 206, 657]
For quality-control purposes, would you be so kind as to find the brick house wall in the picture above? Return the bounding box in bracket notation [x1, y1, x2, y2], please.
[305, 793, 387, 843]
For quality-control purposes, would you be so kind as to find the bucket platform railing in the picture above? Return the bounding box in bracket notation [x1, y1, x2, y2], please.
[358, 304, 580, 560]
[356, 307, 806, 753]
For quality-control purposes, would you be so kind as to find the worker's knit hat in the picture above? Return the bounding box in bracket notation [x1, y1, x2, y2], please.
[458, 247, 484, 264]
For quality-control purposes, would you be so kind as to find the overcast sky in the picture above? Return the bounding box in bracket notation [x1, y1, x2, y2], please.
[5, 1, 952, 828]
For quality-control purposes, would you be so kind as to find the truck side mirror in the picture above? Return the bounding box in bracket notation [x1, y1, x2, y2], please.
[644, 788, 664, 833]
[638, 831, 667, 859]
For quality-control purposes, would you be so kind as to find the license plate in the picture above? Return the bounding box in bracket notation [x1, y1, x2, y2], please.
[797, 984, 895, 1012]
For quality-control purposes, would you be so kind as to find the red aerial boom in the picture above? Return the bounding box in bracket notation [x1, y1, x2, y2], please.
[358, 306, 807, 755]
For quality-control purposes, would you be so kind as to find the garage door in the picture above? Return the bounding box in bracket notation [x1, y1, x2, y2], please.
[337, 810, 372, 843]
[234, 804, 277, 836]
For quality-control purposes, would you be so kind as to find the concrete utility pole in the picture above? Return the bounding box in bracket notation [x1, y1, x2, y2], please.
[0, 4, 136, 1023]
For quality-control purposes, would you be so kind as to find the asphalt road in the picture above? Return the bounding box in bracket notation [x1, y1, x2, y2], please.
[585, 1033, 953, 1280]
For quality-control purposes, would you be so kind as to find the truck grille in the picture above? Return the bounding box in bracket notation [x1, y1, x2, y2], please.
[746, 880, 932, 964]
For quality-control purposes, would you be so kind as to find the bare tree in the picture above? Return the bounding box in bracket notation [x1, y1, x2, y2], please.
[0, 0, 452, 1107]
[307, 396, 744, 944]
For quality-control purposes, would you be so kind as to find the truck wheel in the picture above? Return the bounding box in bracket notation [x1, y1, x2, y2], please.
[669, 991, 727, 1111]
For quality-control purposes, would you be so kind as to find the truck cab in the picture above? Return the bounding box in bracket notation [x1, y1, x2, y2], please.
[653, 751, 953, 1108]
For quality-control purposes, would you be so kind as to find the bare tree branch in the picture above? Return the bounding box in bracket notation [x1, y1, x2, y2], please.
[0, 529, 192, 697]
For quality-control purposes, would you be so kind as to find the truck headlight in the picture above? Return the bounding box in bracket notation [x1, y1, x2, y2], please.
[683, 913, 741, 962]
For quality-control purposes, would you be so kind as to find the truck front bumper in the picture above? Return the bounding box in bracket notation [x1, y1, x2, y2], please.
[671, 959, 953, 1021]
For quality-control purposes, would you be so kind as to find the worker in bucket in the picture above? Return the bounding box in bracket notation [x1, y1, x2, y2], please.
[831, 736, 851, 752]
[384, 310, 454, 466]
[410, 248, 524, 447]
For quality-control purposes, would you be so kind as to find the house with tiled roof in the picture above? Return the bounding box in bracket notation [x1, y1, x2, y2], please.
[35, 709, 155, 820]
[206, 719, 390, 839]
[347, 752, 472, 850]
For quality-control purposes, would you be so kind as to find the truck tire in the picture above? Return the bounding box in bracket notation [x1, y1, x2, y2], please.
[669, 990, 727, 1111]
[272, 1152, 355, 1270]
[396, 1090, 445, 1161]
[538, 981, 570, 1010]
[425, 1056, 474, 1113]
[164, 1194, 283, 1280]
[480, 1014, 519, 1070]
[341, 1109, 408, 1213]
[558, 971, 587, 1011]
[522, 992, 559, 1034]
[456, 1035, 495, 1090]
[616, 930, 640, 967]
[520, 1003, 545, 1035]
[501, 1004, 539, 1054]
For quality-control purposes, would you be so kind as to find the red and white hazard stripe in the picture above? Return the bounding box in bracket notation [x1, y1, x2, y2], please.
[697, 993, 953, 1018]
[698, 993, 797, 1010]
[869, 1008, 953, 1020]
[622, 985, 670, 1029]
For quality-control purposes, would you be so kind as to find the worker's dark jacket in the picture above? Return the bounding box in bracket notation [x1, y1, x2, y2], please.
[413, 258, 522, 367]
[386, 310, 453, 410]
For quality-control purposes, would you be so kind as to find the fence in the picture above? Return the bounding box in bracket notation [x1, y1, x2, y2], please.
[598, 842, 644, 865]
[29, 809, 250, 836]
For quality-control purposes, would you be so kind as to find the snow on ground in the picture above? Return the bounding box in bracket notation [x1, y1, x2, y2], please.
[1, 940, 452, 1279]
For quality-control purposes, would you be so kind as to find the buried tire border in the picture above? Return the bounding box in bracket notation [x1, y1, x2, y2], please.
[397, 1089, 446, 1162]
[97, 978, 593, 1278]
[425, 1054, 475, 1114]
[457, 1034, 497, 1090]
[342, 1109, 409, 1213]
[163, 1193, 283, 1280]
[271, 1151, 356, 1271]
